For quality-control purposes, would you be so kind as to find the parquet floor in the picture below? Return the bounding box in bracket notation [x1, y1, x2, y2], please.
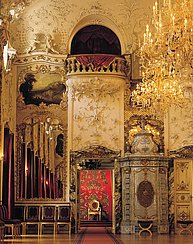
[3, 227, 193, 244]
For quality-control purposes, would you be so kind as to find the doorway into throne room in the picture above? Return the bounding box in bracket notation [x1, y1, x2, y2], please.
[79, 168, 113, 227]
[70, 146, 120, 233]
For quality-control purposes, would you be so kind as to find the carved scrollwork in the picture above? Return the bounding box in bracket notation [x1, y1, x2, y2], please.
[125, 115, 164, 154]
[176, 180, 189, 191]
[70, 144, 120, 160]
[176, 162, 189, 172]
[14, 53, 67, 65]
[170, 145, 193, 158]
[114, 158, 122, 233]
[67, 77, 121, 102]
[0, 25, 8, 49]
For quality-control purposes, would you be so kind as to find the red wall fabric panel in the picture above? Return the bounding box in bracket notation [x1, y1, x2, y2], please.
[80, 170, 112, 221]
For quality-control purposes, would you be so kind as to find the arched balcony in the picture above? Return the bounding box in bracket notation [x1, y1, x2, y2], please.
[66, 25, 128, 78]
[65, 54, 127, 77]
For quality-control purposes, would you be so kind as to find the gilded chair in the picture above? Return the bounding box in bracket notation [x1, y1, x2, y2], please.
[88, 199, 101, 221]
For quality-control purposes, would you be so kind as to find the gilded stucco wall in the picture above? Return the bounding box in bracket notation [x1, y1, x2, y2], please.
[67, 76, 125, 152]
[4, 0, 193, 153]
[165, 103, 193, 151]
[9, 0, 155, 55]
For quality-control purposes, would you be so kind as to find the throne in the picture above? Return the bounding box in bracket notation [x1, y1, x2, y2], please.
[88, 199, 101, 221]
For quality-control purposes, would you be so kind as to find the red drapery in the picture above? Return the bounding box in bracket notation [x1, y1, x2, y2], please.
[7, 134, 14, 219]
[20, 143, 25, 199]
[19, 146, 56, 200]
[79, 170, 112, 221]
[30, 150, 34, 198]
[76, 55, 115, 70]
[43, 164, 46, 198]
[3, 129, 14, 219]
[38, 158, 42, 198]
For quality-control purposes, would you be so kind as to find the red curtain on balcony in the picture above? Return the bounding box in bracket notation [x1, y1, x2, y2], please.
[79, 170, 112, 221]
[76, 55, 115, 70]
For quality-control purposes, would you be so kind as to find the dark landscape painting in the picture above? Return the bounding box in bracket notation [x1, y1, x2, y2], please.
[20, 73, 66, 106]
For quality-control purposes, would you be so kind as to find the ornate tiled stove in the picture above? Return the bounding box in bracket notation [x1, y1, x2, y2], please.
[120, 125, 169, 234]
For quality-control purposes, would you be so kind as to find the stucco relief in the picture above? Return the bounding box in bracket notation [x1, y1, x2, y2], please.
[67, 77, 124, 151]
[72, 98, 122, 150]
[67, 77, 121, 102]
[9, 0, 77, 53]
[168, 104, 193, 151]
[8, 0, 155, 55]
[73, 101, 120, 149]
[117, 0, 153, 53]
[1, 71, 16, 132]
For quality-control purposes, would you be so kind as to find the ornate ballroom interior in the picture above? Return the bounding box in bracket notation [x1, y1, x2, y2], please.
[0, 0, 193, 241]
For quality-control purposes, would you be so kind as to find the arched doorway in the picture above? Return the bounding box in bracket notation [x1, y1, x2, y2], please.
[70, 145, 121, 233]
[79, 163, 113, 227]
[71, 25, 121, 55]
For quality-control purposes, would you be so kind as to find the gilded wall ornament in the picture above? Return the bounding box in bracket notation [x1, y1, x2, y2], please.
[130, 125, 159, 155]
[176, 162, 189, 172]
[68, 77, 121, 102]
[177, 181, 189, 191]
[26, 33, 60, 54]
[125, 115, 164, 154]
[8, 0, 154, 55]
[170, 145, 193, 158]
[169, 104, 193, 151]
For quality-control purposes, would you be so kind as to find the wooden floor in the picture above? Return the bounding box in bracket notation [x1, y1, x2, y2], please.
[3, 227, 193, 243]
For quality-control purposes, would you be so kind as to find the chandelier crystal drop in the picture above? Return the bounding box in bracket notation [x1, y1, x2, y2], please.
[131, 0, 193, 117]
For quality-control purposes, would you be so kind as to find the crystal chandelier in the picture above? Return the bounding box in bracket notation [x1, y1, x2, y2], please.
[131, 0, 193, 117]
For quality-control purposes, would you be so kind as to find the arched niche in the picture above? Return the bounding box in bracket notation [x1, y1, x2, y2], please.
[71, 25, 121, 55]
[67, 14, 126, 55]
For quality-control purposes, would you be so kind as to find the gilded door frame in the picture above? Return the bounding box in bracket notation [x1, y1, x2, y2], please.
[77, 168, 114, 230]
[69, 145, 121, 233]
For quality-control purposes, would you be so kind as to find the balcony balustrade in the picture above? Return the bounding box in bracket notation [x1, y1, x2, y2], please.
[65, 54, 127, 77]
